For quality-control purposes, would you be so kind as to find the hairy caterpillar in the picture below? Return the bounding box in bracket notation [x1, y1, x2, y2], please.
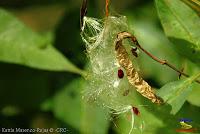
[115, 31, 163, 104]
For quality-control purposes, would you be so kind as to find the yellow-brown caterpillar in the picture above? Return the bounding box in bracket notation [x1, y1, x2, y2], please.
[115, 31, 163, 104]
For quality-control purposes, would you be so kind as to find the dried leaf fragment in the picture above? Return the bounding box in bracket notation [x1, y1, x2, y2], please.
[115, 32, 163, 104]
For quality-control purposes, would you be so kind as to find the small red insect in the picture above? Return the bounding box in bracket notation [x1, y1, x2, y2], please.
[118, 69, 124, 78]
[132, 107, 140, 116]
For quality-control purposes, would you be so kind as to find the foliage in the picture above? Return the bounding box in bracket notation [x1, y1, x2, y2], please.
[157, 73, 200, 114]
[155, 0, 200, 65]
[0, 9, 84, 75]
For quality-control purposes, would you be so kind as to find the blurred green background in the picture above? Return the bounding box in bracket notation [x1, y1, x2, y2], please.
[0, 0, 200, 134]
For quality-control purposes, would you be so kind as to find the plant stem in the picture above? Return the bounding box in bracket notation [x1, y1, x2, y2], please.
[80, 0, 87, 30]
[106, 0, 110, 17]
[117, 31, 200, 84]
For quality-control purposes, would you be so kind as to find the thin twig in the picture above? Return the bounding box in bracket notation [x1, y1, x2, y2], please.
[133, 37, 200, 84]
[118, 31, 200, 84]
[80, 0, 87, 31]
[106, 0, 110, 17]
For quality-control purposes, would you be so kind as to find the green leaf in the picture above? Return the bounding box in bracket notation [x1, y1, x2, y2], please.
[181, 0, 200, 16]
[184, 60, 200, 106]
[81, 103, 110, 134]
[42, 78, 110, 134]
[45, 79, 83, 130]
[155, 0, 200, 65]
[187, 83, 200, 107]
[157, 73, 200, 114]
[0, 9, 84, 75]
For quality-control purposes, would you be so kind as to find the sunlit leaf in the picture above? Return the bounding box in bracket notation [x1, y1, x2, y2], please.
[0, 9, 84, 75]
[155, 0, 200, 65]
[184, 60, 200, 107]
[157, 73, 200, 114]
[187, 83, 200, 107]
[181, 0, 200, 16]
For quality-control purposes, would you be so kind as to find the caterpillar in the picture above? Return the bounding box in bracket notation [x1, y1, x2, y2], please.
[115, 31, 163, 104]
